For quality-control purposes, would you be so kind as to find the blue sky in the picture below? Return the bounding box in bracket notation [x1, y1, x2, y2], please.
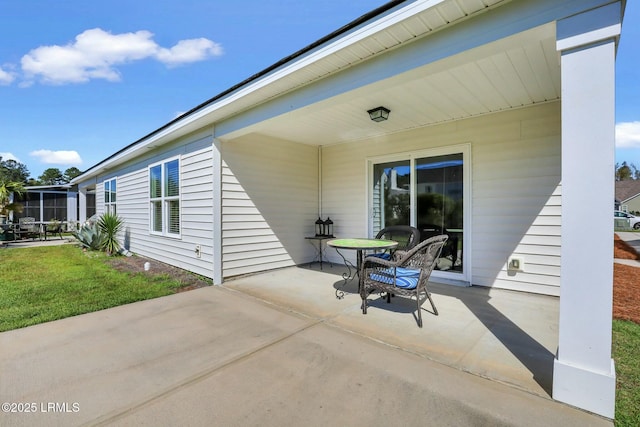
[1, 1, 638, 180]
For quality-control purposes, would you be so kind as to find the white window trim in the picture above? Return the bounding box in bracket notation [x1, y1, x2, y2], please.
[366, 143, 471, 285]
[104, 178, 117, 214]
[148, 156, 182, 238]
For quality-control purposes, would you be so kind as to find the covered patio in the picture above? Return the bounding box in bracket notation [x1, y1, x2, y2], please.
[68, 0, 624, 417]
[223, 263, 559, 399]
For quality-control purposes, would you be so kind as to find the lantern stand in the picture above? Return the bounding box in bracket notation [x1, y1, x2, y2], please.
[306, 216, 334, 270]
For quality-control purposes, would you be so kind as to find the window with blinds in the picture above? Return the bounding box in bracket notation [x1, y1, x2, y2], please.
[149, 158, 180, 236]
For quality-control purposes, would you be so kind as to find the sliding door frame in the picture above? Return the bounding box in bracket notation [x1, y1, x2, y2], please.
[366, 143, 471, 285]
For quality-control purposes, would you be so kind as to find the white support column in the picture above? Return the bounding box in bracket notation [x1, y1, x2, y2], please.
[212, 137, 223, 285]
[553, 2, 622, 419]
[66, 191, 78, 223]
[78, 188, 87, 224]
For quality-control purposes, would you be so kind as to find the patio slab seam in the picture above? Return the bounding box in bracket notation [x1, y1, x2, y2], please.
[85, 318, 323, 427]
[219, 284, 330, 323]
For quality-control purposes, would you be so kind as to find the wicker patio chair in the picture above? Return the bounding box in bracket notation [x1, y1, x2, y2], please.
[360, 234, 448, 327]
[370, 225, 421, 261]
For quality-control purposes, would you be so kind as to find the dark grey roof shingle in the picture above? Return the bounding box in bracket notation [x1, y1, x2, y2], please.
[615, 180, 640, 202]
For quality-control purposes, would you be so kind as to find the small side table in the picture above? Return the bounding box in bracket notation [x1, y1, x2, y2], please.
[305, 236, 333, 270]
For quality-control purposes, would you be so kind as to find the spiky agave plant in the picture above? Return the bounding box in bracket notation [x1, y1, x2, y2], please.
[98, 212, 124, 255]
[72, 221, 105, 251]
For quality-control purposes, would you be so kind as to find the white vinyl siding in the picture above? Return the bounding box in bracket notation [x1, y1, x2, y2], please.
[100, 133, 215, 279]
[322, 102, 561, 295]
[220, 135, 318, 278]
[96, 182, 105, 216]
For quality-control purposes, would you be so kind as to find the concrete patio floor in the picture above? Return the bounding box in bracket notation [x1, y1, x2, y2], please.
[224, 264, 559, 399]
[0, 263, 612, 426]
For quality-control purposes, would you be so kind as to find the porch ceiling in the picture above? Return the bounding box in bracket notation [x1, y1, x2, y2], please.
[221, 21, 559, 146]
[74, 0, 564, 181]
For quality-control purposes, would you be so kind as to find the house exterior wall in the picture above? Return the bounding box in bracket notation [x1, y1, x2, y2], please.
[94, 131, 216, 279]
[322, 102, 561, 295]
[220, 135, 319, 278]
[623, 195, 640, 214]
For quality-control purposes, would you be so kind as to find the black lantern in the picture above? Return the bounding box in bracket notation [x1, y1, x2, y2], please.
[324, 217, 334, 237]
[315, 217, 324, 236]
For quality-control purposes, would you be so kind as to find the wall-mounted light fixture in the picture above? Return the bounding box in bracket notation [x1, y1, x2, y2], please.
[367, 106, 390, 122]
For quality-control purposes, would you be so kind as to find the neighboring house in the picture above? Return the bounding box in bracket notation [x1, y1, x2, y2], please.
[615, 180, 640, 214]
[14, 185, 79, 225]
[71, 0, 625, 418]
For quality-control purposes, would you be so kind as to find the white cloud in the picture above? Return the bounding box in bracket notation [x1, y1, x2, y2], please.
[20, 28, 223, 85]
[0, 152, 20, 162]
[29, 150, 83, 165]
[0, 66, 16, 85]
[156, 38, 223, 66]
[616, 121, 640, 148]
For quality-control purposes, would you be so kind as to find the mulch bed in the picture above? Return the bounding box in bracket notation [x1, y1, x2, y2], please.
[106, 255, 212, 292]
[614, 234, 640, 324]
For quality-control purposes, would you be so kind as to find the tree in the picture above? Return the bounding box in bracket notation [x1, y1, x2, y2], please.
[0, 179, 25, 218]
[615, 162, 639, 181]
[38, 168, 65, 185]
[0, 157, 30, 184]
[63, 167, 82, 182]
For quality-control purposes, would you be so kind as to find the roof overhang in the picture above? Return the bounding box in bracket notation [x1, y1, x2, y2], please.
[72, 0, 620, 183]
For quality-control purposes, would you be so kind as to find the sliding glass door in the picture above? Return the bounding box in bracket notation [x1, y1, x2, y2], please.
[371, 160, 410, 236]
[369, 147, 468, 281]
[415, 154, 464, 274]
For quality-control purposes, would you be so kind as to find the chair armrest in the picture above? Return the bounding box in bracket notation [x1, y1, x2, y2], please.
[362, 255, 398, 269]
[392, 250, 408, 261]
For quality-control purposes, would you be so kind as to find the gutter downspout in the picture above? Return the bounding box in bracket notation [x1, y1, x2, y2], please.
[318, 145, 322, 218]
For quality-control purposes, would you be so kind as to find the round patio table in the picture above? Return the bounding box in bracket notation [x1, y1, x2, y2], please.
[327, 238, 397, 299]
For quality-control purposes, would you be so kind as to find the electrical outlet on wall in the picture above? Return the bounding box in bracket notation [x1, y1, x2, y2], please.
[508, 256, 524, 272]
[195, 245, 201, 259]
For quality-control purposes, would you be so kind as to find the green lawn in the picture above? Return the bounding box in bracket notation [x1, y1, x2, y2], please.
[0, 245, 189, 332]
[613, 319, 640, 426]
[1, 245, 638, 424]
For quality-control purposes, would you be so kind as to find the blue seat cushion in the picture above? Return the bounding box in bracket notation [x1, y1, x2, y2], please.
[369, 267, 420, 289]
[368, 252, 391, 260]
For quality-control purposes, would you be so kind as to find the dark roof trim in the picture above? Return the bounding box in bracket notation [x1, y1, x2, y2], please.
[77, 0, 408, 179]
[25, 184, 72, 190]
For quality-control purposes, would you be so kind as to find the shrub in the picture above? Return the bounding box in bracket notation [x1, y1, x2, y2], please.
[98, 212, 125, 255]
[72, 221, 104, 251]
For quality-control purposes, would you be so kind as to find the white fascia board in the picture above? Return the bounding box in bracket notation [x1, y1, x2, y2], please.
[204, 0, 451, 123]
[556, 1, 622, 51]
[74, 118, 214, 183]
[74, 1, 448, 183]
[556, 23, 621, 51]
[224, 2, 445, 86]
